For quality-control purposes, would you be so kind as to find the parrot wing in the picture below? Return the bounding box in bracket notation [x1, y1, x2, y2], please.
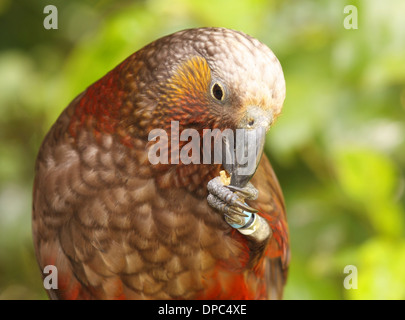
[250, 155, 290, 299]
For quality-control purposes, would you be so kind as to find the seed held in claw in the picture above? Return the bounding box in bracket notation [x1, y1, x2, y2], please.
[220, 170, 231, 186]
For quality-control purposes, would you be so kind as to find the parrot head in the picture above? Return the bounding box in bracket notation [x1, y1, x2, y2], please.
[126, 28, 286, 186]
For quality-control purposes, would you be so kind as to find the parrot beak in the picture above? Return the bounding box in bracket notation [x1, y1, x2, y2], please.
[222, 106, 273, 188]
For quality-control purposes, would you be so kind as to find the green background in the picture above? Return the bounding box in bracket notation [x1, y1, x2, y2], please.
[0, 0, 404, 299]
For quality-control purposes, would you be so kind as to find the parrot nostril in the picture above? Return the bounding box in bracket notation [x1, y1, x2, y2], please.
[242, 106, 273, 131]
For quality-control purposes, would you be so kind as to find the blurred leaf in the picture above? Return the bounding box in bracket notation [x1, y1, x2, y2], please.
[334, 147, 404, 237]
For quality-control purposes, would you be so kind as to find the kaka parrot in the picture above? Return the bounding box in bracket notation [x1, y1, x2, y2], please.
[32, 27, 289, 300]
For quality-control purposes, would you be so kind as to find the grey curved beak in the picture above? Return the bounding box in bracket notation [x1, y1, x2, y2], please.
[221, 105, 273, 188]
[222, 126, 266, 188]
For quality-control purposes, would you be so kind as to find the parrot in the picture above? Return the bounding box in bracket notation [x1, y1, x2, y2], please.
[32, 27, 289, 300]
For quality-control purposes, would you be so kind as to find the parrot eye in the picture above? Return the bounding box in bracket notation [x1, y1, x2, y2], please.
[211, 82, 225, 101]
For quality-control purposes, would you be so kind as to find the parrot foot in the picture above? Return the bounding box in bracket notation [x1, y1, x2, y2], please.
[207, 177, 271, 242]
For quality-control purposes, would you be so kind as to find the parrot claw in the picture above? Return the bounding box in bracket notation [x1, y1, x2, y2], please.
[234, 200, 258, 213]
[224, 214, 244, 226]
[207, 176, 260, 231]
[226, 184, 259, 200]
[228, 207, 250, 218]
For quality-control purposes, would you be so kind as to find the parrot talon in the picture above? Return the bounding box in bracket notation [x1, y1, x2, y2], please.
[234, 200, 258, 214]
[225, 185, 247, 194]
[227, 207, 250, 218]
[226, 184, 259, 200]
[224, 214, 242, 226]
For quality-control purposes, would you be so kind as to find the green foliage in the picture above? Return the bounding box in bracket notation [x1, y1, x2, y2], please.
[0, 0, 404, 299]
